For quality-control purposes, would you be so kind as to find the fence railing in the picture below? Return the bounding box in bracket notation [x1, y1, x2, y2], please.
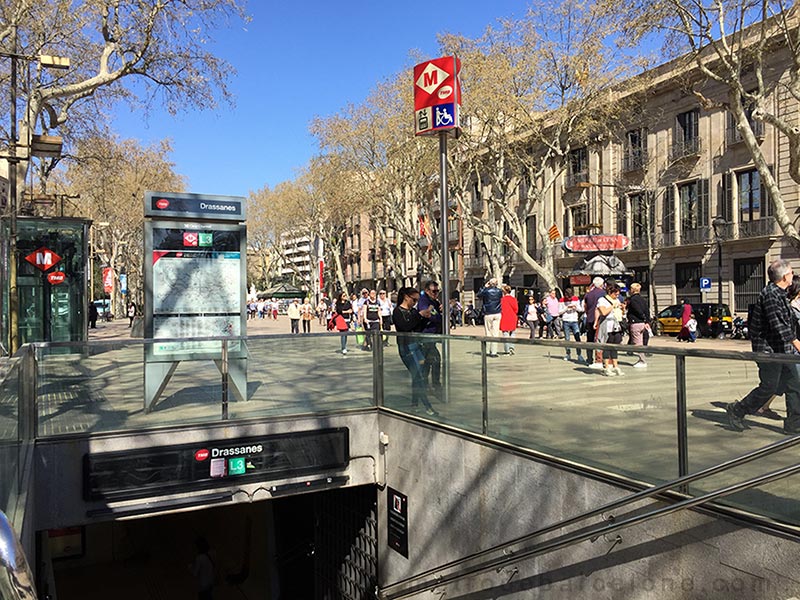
[6, 331, 800, 530]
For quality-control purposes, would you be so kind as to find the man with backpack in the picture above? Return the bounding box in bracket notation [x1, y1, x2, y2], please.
[360, 289, 382, 351]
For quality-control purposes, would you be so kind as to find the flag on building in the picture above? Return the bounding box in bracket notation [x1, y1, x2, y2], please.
[548, 223, 561, 241]
[419, 214, 431, 237]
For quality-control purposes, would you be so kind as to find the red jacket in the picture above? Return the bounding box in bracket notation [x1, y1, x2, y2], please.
[500, 295, 519, 332]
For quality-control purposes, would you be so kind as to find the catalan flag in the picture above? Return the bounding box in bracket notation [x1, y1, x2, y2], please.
[419, 214, 431, 237]
[548, 223, 561, 241]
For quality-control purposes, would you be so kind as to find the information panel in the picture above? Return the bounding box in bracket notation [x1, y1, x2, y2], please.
[387, 487, 409, 558]
[84, 428, 350, 501]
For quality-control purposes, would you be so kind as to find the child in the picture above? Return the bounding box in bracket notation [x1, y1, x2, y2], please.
[686, 313, 698, 342]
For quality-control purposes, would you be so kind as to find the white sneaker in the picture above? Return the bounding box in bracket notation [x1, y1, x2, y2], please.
[603, 367, 617, 377]
[563, 356, 571, 361]
[614, 367, 625, 376]
[633, 361, 647, 368]
[342, 348, 348, 355]
[588, 362, 604, 370]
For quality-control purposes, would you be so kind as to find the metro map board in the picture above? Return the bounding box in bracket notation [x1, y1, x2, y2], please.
[83, 428, 350, 502]
[147, 222, 244, 357]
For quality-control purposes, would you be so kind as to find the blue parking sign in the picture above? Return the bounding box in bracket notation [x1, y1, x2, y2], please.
[699, 277, 711, 291]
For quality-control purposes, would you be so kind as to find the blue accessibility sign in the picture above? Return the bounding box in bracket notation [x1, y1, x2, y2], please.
[699, 277, 712, 291]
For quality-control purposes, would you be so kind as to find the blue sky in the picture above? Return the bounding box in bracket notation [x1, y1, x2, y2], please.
[108, 0, 530, 198]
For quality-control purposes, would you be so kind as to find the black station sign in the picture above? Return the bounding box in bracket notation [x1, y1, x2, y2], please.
[84, 428, 349, 502]
[387, 487, 409, 558]
[144, 191, 246, 221]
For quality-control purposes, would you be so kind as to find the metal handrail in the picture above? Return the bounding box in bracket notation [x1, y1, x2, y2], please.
[0, 510, 36, 600]
[380, 444, 800, 599]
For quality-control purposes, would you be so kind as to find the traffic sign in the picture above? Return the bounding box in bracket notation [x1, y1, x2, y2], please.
[25, 247, 61, 271]
[700, 277, 712, 291]
[413, 56, 462, 136]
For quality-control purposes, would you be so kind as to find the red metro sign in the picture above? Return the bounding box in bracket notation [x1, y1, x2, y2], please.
[413, 56, 462, 136]
[47, 271, 66, 285]
[25, 247, 62, 272]
[563, 234, 630, 253]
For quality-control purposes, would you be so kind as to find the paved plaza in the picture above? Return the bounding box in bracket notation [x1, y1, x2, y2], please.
[2, 316, 797, 524]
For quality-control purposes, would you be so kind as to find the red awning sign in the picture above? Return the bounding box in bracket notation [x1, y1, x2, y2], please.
[25, 247, 62, 272]
[563, 234, 630, 253]
[47, 271, 66, 285]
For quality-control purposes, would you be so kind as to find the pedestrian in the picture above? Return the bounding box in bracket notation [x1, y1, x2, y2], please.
[89, 302, 98, 329]
[316, 298, 328, 326]
[559, 287, 584, 362]
[677, 298, 693, 341]
[726, 259, 800, 434]
[524, 296, 539, 339]
[544, 289, 562, 339]
[449, 298, 462, 329]
[464, 303, 478, 326]
[333, 292, 353, 354]
[190, 537, 215, 600]
[378, 290, 393, 346]
[392, 286, 438, 416]
[417, 280, 443, 388]
[626, 283, 650, 367]
[360, 289, 382, 351]
[127, 301, 136, 327]
[499, 284, 518, 354]
[583, 277, 606, 369]
[686, 313, 698, 342]
[287, 298, 301, 334]
[477, 278, 503, 357]
[271, 299, 278, 320]
[301, 297, 314, 333]
[595, 282, 625, 377]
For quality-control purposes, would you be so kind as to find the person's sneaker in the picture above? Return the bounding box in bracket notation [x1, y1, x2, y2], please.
[563, 356, 571, 361]
[725, 403, 746, 431]
[342, 348, 348, 355]
[602, 367, 616, 377]
[425, 408, 440, 416]
[614, 367, 625, 376]
[633, 361, 648, 368]
[508, 347, 515, 355]
[588, 362, 604, 370]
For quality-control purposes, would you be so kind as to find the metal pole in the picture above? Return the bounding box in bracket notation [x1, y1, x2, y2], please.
[221, 340, 229, 420]
[439, 131, 451, 406]
[675, 355, 689, 490]
[8, 28, 19, 355]
[717, 239, 723, 306]
[481, 340, 488, 434]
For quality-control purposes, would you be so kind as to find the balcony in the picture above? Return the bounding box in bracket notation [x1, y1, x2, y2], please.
[669, 137, 702, 162]
[630, 233, 660, 250]
[680, 226, 711, 245]
[739, 217, 778, 238]
[661, 231, 677, 247]
[726, 120, 765, 146]
[565, 170, 589, 188]
[463, 254, 483, 269]
[622, 149, 648, 172]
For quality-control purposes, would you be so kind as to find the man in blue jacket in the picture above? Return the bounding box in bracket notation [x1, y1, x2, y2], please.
[477, 278, 503, 357]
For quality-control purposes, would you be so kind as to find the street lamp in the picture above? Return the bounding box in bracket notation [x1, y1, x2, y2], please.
[712, 216, 727, 306]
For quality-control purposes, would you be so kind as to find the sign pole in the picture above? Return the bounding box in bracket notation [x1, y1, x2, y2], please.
[439, 131, 450, 405]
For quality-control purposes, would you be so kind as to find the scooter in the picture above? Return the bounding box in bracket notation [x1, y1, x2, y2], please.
[732, 315, 749, 340]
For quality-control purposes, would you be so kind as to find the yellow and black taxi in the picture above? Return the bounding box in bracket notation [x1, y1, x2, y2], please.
[656, 303, 733, 338]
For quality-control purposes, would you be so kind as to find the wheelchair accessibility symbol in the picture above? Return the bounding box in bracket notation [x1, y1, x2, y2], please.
[433, 103, 456, 129]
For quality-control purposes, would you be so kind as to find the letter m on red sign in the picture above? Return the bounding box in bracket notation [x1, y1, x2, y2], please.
[423, 71, 439, 88]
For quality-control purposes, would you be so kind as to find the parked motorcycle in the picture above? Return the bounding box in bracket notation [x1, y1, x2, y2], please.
[732, 315, 749, 340]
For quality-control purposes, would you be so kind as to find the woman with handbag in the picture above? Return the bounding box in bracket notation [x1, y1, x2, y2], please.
[595, 282, 625, 377]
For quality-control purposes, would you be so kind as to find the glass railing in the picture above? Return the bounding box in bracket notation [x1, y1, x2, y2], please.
[0, 357, 21, 518]
[25, 330, 800, 527]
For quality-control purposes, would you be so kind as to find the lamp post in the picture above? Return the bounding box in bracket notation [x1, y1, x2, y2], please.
[712, 216, 727, 306]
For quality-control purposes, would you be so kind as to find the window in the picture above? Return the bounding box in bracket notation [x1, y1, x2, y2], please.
[630, 192, 655, 244]
[672, 109, 701, 159]
[676, 262, 702, 305]
[678, 179, 709, 239]
[471, 181, 483, 212]
[727, 94, 765, 143]
[623, 128, 647, 171]
[526, 215, 537, 255]
[567, 147, 589, 187]
[616, 195, 628, 236]
[571, 204, 588, 234]
[676, 110, 699, 144]
[737, 169, 771, 221]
